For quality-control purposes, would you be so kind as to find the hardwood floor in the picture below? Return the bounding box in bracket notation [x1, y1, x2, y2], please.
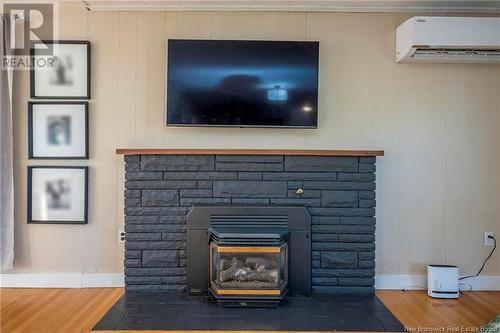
[0, 288, 123, 333]
[376, 290, 500, 332]
[1, 288, 499, 332]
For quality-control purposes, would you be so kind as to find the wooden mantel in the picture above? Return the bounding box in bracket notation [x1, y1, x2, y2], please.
[115, 149, 384, 156]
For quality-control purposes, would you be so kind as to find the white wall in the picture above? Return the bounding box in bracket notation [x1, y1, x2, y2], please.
[6, 2, 500, 284]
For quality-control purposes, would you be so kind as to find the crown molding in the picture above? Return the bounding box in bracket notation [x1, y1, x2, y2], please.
[82, 0, 500, 13]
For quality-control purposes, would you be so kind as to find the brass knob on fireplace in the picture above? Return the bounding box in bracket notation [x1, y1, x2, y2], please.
[295, 188, 304, 195]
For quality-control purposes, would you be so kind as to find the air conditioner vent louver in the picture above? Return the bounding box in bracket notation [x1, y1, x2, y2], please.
[397, 17, 500, 63]
[412, 48, 500, 60]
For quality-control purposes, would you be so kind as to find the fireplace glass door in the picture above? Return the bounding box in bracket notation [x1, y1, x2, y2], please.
[210, 243, 288, 296]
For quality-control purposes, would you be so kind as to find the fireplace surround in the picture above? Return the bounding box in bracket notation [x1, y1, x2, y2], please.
[94, 149, 401, 330]
[120, 149, 382, 294]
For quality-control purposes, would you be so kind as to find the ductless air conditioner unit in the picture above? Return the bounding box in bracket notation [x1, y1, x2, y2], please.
[396, 16, 500, 63]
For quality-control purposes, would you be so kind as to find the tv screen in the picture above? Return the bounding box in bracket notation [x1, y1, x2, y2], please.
[167, 39, 319, 128]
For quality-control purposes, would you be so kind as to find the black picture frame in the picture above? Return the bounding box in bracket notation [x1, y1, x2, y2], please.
[27, 166, 89, 224]
[30, 40, 91, 99]
[28, 101, 89, 159]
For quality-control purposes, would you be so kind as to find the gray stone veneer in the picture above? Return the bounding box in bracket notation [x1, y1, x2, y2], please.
[124, 154, 377, 294]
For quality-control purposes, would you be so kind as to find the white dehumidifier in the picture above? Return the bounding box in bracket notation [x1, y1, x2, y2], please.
[427, 265, 459, 299]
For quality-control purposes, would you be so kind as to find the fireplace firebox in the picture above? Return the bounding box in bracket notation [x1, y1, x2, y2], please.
[208, 224, 289, 304]
[187, 206, 311, 305]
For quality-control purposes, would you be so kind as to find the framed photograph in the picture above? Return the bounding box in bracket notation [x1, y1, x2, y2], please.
[28, 102, 89, 159]
[30, 41, 91, 99]
[28, 166, 88, 224]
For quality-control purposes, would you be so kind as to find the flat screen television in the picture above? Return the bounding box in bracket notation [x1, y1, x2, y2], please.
[167, 39, 319, 128]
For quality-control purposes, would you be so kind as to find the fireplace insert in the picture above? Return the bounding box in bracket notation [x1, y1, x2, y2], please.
[208, 224, 289, 306]
[186, 206, 311, 301]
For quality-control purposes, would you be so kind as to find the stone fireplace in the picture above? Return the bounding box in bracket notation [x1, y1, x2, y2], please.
[121, 150, 381, 294]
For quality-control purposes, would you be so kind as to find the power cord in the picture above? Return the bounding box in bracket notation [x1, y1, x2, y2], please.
[459, 235, 496, 281]
[401, 285, 426, 292]
[459, 283, 472, 296]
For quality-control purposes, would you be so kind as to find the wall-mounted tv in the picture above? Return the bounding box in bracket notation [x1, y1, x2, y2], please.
[167, 39, 319, 128]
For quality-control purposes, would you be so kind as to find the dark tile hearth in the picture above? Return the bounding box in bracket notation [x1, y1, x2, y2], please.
[94, 292, 405, 331]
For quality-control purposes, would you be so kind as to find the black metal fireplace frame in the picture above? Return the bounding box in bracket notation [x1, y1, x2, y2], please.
[186, 206, 312, 297]
[208, 222, 290, 304]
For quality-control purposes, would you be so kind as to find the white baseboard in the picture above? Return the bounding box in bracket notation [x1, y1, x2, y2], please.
[375, 274, 500, 291]
[1, 273, 498, 290]
[82, 273, 124, 288]
[375, 274, 428, 290]
[0, 273, 124, 288]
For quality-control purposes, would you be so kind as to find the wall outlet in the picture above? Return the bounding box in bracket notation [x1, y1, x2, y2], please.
[119, 229, 125, 244]
[484, 232, 494, 246]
